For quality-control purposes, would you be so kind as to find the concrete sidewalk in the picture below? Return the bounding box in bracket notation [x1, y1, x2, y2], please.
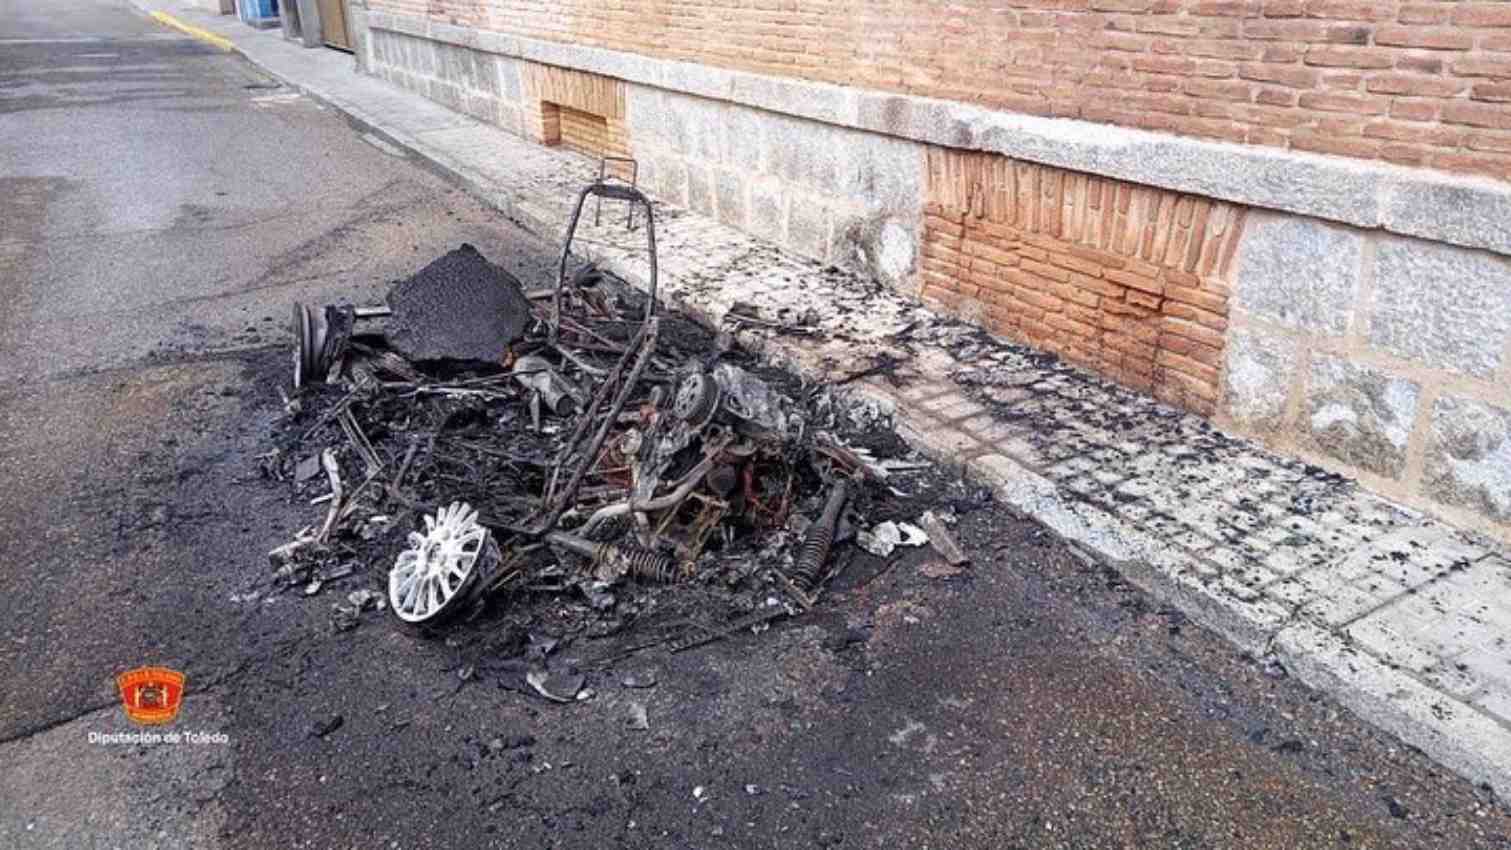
[142, 2, 1511, 800]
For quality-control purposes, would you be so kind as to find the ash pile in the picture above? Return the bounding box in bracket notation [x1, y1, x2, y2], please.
[263, 224, 972, 672]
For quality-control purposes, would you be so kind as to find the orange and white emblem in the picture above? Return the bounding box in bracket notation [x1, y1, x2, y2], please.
[115, 666, 186, 726]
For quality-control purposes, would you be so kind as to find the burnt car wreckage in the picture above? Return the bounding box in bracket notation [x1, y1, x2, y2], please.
[263, 181, 972, 684]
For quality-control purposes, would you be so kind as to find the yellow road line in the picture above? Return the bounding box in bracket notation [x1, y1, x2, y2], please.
[149, 11, 235, 52]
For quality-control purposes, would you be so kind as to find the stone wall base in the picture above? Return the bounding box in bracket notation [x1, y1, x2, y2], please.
[1225, 215, 1511, 542]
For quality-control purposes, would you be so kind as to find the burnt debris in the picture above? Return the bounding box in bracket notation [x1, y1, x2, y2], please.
[259, 181, 967, 684]
[384, 243, 533, 364]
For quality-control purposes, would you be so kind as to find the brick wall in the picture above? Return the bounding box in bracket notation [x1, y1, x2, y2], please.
[559, 106, 614, 159]
[518, 64, 633, 170]
[921, 148, 1246, 414]
[369, 0, 1511, 181]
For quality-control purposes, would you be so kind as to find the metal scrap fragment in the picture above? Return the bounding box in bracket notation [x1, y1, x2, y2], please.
[314, 449, 343, 543]
[526, 670, 585, 703]
[512, 354, 583, 416]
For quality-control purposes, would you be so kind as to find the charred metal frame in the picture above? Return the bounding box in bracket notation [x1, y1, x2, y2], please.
[551, 180, 657, 341]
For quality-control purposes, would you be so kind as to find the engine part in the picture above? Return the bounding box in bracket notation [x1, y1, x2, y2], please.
[704, 464, 738, 498]
[711, 363, 802, 441]
[667, 362, 802, 446]
[672, 370, 719, 428]
[516, 316, 660, 537]
[579, 428, 735, 538]
[389, 502, 498, 624]
[629, 417, 700, 507]
[512, 354, 582, 416]
[546, 531, 685, 584]
[650, 491, 728, 562]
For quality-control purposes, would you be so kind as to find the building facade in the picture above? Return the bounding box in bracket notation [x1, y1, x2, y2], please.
[343, 0, 1510, 540]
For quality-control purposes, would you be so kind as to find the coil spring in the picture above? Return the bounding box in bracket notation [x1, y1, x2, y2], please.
[792, 523, 833, 590]
[629, 546, 682, 583]
[792, 480, 848, 590]
[598, 544, 683, 584]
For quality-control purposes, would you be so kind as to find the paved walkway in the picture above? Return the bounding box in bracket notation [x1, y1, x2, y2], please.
[142, 2, 1511, 799]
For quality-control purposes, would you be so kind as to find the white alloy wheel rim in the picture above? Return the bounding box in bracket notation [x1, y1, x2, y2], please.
[389, 502, 486, 623]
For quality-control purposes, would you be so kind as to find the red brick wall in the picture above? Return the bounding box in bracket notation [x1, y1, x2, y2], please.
[559, 105, 631, 162]
[517, 64, 633, 171]
[921, 148, 1246, 415]
[372, 0, 1511, 181]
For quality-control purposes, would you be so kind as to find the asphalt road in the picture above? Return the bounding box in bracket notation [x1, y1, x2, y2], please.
[1, 2, 1509, 849]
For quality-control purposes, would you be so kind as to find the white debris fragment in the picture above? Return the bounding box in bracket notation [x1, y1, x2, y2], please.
[526, 670, 585, 703]
[858, 520, 930, 557]
[347, 589, 380, 610]
[896, 522, 928, 546]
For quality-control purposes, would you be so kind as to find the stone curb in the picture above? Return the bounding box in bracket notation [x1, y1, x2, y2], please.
[134, 5, 1511, 802]
[1274, 622, 1511, 801]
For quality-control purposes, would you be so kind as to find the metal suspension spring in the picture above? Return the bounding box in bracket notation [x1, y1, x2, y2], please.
[620, 545, 682, 584]
[545, 530, 684, 583]
[792, 479, 849, 590]
[584, 541, 682, 584]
